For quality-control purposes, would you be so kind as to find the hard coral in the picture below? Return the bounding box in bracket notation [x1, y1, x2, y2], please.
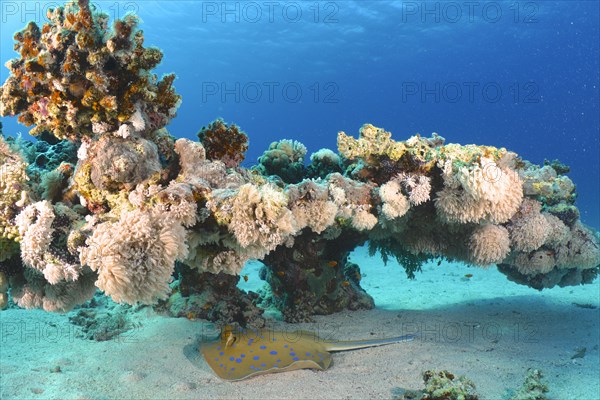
[338, 124, 406, 162]
[520, 163, 576, 206]
[0, 0, 180, 140]
[256, 139, 307, 183]
[338, 125, 443, 183]
[86, 135, 162, 191]
[393, 370, 478, 400]
[198, 118, 249, 168]
[306, 148, 343, 178]
[509, 368, 549, 400]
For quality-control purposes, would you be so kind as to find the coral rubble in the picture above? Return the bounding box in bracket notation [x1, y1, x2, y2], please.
[0, 0, 598, 325]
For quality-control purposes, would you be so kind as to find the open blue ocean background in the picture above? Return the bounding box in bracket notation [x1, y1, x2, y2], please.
[1, 0, 598, 228]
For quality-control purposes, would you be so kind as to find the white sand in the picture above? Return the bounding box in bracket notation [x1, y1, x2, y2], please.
[1, 245, 599, 399]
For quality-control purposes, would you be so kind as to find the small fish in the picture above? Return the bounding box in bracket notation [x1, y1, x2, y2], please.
[327, 260, 338, 267]
[276, 271, 285, 277]
[242, 275, 249, 282]
[201, 326, 414, 381]
[464, 274, 473, 279]
[341, 280, 350, 287]
[436, 260, 442, 266]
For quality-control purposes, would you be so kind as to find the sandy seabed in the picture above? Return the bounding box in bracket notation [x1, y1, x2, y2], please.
[1, 245, 599, 400]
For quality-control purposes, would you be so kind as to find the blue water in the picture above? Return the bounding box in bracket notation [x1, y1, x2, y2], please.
[1, 0, 598, 228]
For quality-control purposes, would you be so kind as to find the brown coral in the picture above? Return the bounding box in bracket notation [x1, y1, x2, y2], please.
[197, 119, 249, 168]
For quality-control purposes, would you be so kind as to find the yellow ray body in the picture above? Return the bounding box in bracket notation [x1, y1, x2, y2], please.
[201, 326, 414, 381]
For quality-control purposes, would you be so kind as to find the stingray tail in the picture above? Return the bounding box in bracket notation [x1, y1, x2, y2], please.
[324, 335, 415, 352]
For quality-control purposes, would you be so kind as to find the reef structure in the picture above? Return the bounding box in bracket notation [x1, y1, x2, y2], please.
[1, 0, 598, 325]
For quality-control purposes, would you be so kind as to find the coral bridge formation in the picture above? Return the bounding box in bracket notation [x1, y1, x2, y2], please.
[0, 1, 598, 326]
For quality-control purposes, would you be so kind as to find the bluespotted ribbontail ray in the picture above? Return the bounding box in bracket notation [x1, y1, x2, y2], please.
[201, 326, 415, 381]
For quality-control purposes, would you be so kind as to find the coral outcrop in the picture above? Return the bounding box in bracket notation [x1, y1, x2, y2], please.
[0, 0, 180, 141]
[158, 262, 265, 329]
[393, 370, 479, 400]
[508, 369, 549, 400]
[261, 230, 375, 322]
[0, 0, 597, 325]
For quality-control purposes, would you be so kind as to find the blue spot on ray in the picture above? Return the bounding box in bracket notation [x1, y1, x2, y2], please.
[269, 350, 278, 355]
[290, 352, 296, 356]
[219, 351, 224, 356]
[241, 354, 245, 358]
[284, 344, 288, 348]
[253, 356, 260, 360]
[236, 358, 242, 363]
[229, 357, 235, 361]
[306, 352, 311, 356]
[261, 363, 266, 367]
[293, 357, 299, 361]
[260, 345, 267, 349]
